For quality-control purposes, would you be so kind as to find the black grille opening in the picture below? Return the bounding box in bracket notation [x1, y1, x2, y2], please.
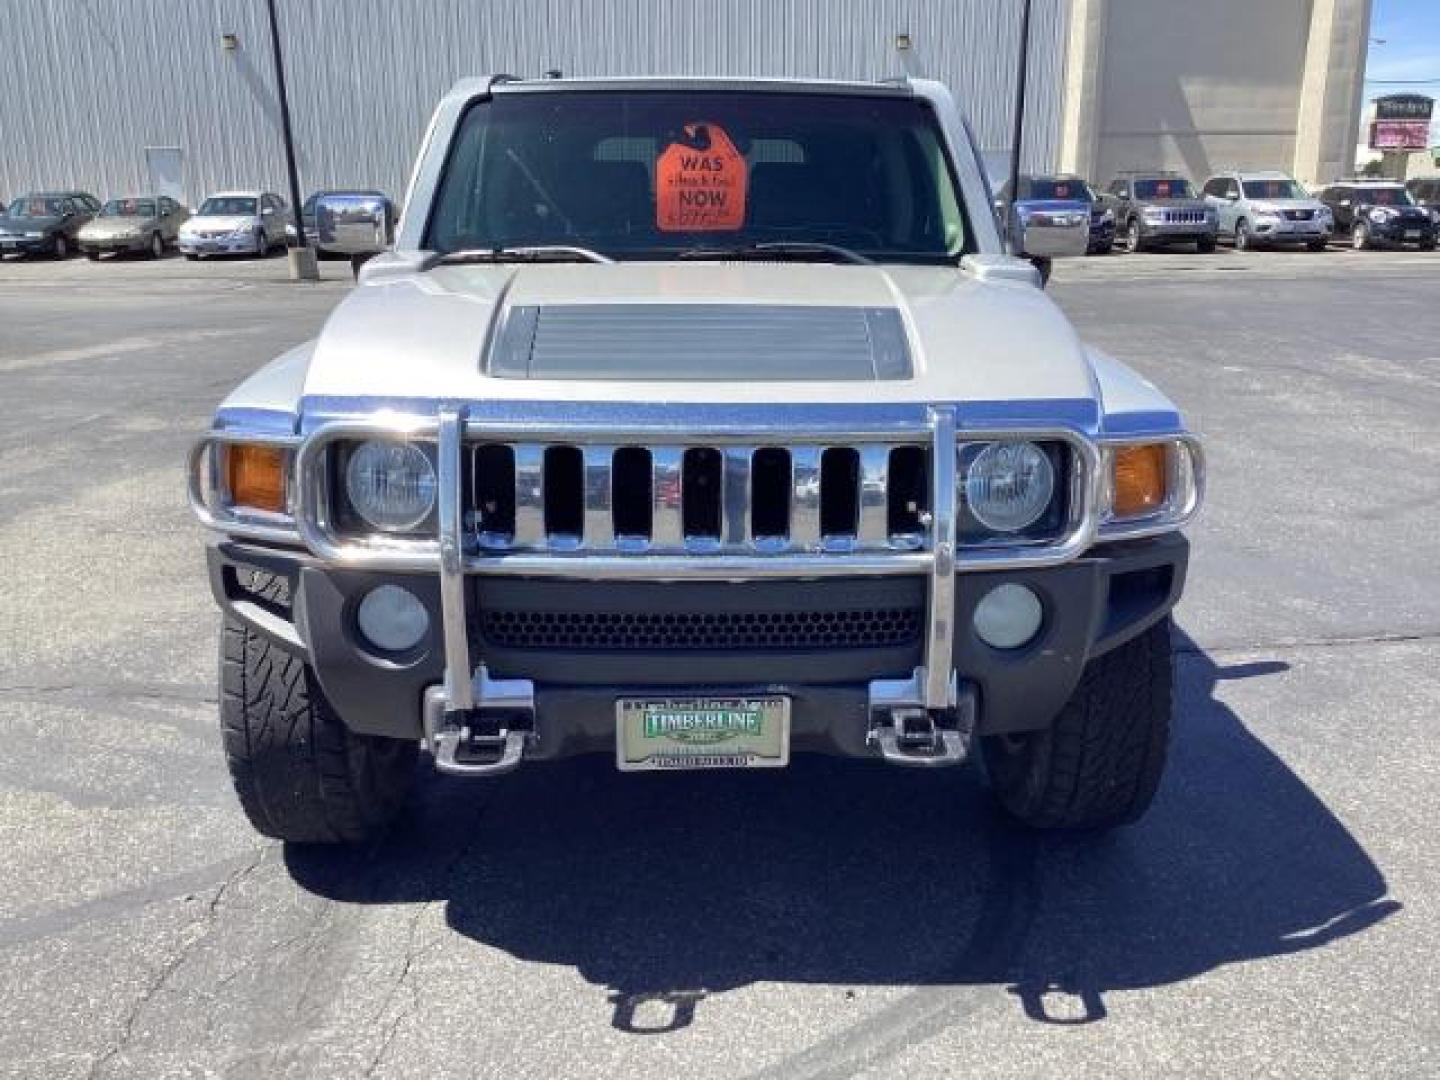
[751, 447, 791, 539]
[820, 447, 860, 537]
[887, 446, 928, 536]
[683, 447, 722, 538]
[481, 606, 924, 651]
[613, 446, 653, 538]
[543, 446, 583, 537]
[473, 444, 515, 538]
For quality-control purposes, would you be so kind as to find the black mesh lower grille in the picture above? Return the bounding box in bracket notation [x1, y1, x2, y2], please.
[480, 606, 924, 651]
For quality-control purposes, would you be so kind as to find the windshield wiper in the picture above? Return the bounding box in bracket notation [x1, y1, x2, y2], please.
[675, 241, 873, 265]
[434, 245, 614, 265]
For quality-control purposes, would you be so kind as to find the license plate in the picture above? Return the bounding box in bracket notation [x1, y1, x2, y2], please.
[616, 696, 790, 771]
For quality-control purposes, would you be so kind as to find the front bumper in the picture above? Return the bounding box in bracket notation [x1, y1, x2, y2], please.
[1249, 216, 1330, 243]
[79, 235, 148, 253]
[0, 235, 54, 254]
[208, 531, 1189, 755]
[1139, 218, 1217, 242]
[179, 234, 262, 255]
[1366, 219, 1437, 245]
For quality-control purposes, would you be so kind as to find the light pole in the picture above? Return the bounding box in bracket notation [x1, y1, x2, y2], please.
[1004, 0, 1034, 255]
[263, 0, 318, 280]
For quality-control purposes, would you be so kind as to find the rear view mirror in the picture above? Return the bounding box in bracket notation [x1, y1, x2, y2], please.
[316, 193, 390, 256]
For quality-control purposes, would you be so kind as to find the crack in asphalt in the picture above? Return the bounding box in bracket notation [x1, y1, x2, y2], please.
[83, 845, 270, 1080]
[1174, 628, 1440, 658]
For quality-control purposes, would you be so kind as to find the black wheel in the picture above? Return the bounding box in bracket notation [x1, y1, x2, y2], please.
[1352, 222, 1373, 251]
[85, 250, 100, 261]
[184, 252, 199, 261]
[1234, 219, 1251, 251]
[148, 232, 165, 259]
[1307, 238, 1329, 252]
[52, 234, 70, 259]
[1196, 235, 1216, 253]
[982, 618, 1172, 831]
[220, 614, 418, 844]
[1420, 238, 1437, 252]
[1124, 218, 1146, 253]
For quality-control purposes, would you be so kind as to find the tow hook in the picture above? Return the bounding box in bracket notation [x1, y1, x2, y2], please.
[423, 668, 536, 776]
[867, 677, 976, 766]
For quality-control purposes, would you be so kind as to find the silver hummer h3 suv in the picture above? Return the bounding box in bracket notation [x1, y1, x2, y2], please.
[189, 76, 1204, 844]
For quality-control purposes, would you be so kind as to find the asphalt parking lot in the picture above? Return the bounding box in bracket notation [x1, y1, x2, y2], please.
[1, 245, 1437, 1079]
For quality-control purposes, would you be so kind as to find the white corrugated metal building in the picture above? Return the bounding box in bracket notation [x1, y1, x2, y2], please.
[0, 0, 1369, 209]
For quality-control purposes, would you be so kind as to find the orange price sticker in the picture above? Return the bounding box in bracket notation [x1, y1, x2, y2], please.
[656, 122, 747, 232]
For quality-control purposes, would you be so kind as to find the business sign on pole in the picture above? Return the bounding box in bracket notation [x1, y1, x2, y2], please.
[1369, 94, 1434, 151]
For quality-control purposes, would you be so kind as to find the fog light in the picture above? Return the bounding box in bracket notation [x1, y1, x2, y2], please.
[973, 583, 1043, 650]
[356, 585, 429, 653]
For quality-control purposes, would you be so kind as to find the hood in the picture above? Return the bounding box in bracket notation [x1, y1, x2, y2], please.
[302, 261, 1099, 411]
[81, 216, 158, 238]
[0, 215, 62, 234]
[184, 214, 255, 233]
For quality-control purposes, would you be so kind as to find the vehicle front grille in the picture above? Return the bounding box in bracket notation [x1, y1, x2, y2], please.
[480, 605, 924, 651]
[1163, 210, 1206, 224]
[466, 441, 931, 554]
[1282, 209, 1315, 221]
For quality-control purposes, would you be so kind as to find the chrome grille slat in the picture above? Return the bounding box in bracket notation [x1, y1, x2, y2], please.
[721, 447, 752, 548]
[470, 439, 927, 555]
[790, 446, 822, 552]
[581, 445, 615, 549]
[512, 444, 545, 548]
[651, 447, 684, 550]
[857, 445, 891, 547]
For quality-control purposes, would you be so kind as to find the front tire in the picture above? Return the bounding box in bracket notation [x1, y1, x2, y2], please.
[148, 232, 165, 259]
[1307, 238, 1329, 252]
[1234, 219, 1251, 251]
[220, 615, 417, 844]
[1124, 218, 1146, 253]
[52, 234, 70, 259]
[1196, 235, 1216, 253]
[1352, 222, 1373, 251]
[982, 618, 1172, 831]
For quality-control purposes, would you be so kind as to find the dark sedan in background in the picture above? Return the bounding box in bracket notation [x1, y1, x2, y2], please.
[0, 191, 100, 258]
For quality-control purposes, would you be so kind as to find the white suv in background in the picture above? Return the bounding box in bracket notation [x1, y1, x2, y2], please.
[178, 191, 288, 259]
[1201, 170, 1332, 251]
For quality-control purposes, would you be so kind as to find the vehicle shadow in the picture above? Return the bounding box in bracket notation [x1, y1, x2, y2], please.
[285, 627, 1396, 1029]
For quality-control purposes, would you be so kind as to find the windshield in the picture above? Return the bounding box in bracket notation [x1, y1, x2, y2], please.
[101, 199, 157, 218]
[1358, 187, 1413, 206]
[6, 197, 65, 218]
[1132, 178, 1196, 199]
[1242, 179, 1308, 200]
[199, 197, 257, 216]
[426, 90, 969, 262]
[1019, 177, 1092, 202]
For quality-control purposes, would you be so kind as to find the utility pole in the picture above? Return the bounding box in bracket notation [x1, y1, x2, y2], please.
[264, 0, 318, 280]
[1004, 0, 1034, 254]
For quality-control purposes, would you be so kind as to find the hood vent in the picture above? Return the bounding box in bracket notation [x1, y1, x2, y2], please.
[487, 303, 912, 382]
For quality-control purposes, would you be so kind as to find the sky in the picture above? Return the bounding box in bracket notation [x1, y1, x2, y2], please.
[1364, 0, 1440, 137]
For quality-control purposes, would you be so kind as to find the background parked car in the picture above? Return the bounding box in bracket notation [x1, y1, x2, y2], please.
[1318, 181, 1437, 251]
[78, 195, 189, 260]
[178, 191, 289, 259]
[0, 191, 99, 258]
[999, 174, 1114, 255]
[287, 189, 396, 255]
[1096, 172, 1217, 253]
[1404, 177, 1440, 231]
[1202, 170, 1332, 251]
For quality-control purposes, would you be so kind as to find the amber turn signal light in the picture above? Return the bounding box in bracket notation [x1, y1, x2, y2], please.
[224, 444, 287, 513]
[1112, 444, 1167, 519]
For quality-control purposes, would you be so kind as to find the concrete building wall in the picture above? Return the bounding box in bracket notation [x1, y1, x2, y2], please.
[0, 0, 1066, 209]
[1058, 0, 1372, 189]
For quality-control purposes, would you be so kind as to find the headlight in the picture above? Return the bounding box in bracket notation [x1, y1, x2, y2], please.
[1142, 208, 1166, 221]
[1369, 207, 1395, 222]
[961, 441, 1056, 533]
[343, 440, 437, 532]
[24, 231, 45, 239]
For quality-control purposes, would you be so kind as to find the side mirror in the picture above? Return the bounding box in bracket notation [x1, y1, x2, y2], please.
[1011, 205, 1089, 263]
[316, 193, 390, 256]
